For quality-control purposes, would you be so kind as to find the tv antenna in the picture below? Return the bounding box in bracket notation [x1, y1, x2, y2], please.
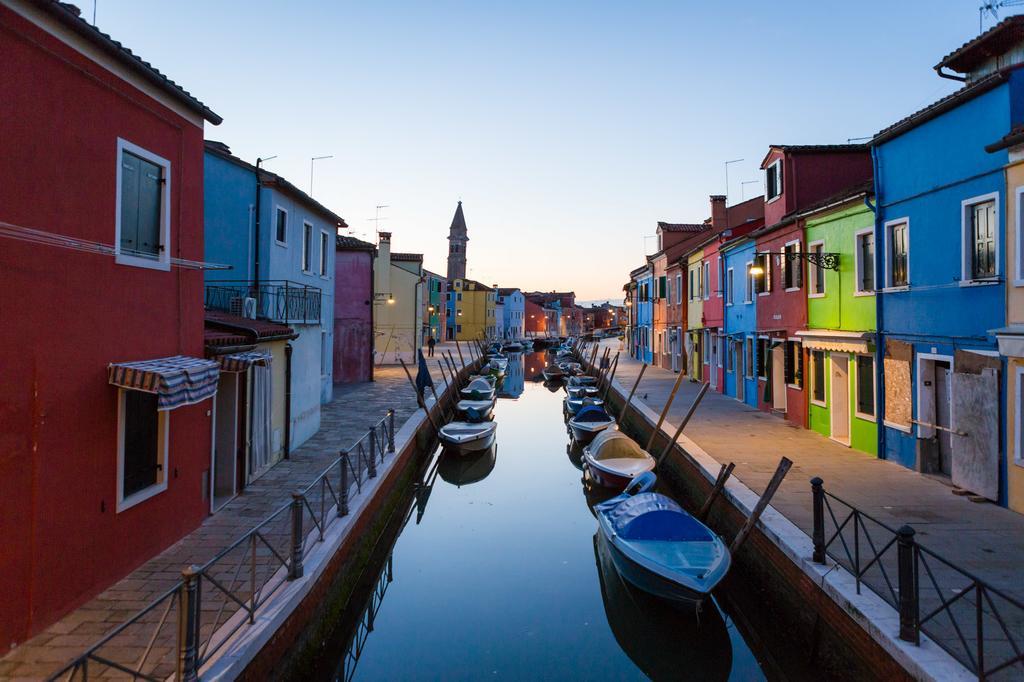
[980, 1, 1024, 32]
[369, 204, 389, 234]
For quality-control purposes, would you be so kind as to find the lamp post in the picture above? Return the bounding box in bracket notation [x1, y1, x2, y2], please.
[310, 155, 333, 196]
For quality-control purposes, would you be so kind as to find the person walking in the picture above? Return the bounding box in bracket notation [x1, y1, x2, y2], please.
[427, 335, 436, 357]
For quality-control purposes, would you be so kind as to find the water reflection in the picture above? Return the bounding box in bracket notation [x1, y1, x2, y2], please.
[438, 445, 497, 487]
[498, 352, 524, 398]
[594, 533, 733, 681]
[309, 352, 767, 681]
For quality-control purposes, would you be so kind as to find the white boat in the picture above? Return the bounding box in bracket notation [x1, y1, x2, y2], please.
[456, 397, 496, 422]
[558, 361, 582, 375]
[567, 375, 598, 387]
[502, 342, 524, 352]
[438, 420, 497, 455]
[568, 405, 616, 444]
[565, 395, 604, 416]
[542, 365, 565, 381]
[583, 430, 656, 489]
[566, 385, 600, 399]
[460, 377, 496, 401]
[595, 472, 731, 606]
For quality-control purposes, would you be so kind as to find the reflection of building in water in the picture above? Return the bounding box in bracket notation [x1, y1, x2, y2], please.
[499, 352, 525, 397]
[523, 351, 547, 382]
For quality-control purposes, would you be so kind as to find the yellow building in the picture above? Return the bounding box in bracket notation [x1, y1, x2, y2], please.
[686, 249, 705, 380]
[448, 278, 496, 341]
[373, 232, 424, 364]
[993, 135, 1024, 513]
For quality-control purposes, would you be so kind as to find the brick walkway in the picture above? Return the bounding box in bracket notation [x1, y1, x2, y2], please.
[0, 364, 448, 681]
[599, 340, 1024, 677]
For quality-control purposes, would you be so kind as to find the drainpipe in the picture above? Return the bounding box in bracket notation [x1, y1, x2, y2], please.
[871, 144, 887, 461]
[253, 161, 264, 299]
[284, 342, 293, 459]
[368, 250, 375, 381]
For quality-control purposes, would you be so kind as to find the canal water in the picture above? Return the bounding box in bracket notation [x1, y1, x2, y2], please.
[311, 352, 773, 681]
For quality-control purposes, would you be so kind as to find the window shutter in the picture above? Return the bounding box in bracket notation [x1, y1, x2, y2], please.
[795, 251, 804, 289]
[136, 157, 163, 256]
[120, 153, 141, 253]
[796, 344, 804, 388]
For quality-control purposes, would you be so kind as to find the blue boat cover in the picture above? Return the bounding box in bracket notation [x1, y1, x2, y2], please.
[575, 405, 611, 422]
[604, 494, 713, 542]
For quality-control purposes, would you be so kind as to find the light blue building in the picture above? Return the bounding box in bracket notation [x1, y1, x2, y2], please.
[497, 288, 525, 339]
[630, 265, 653, 363]
[872, 38, 1020, 505]
[721, 238, 759, 408]
[204, 141, 344, 452]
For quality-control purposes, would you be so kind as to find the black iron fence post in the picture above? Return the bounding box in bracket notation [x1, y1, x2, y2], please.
[177, 566, 201, 682]
[897, 524, 919, 643]
[368, 428, 378, 479]
[388, 409, 396, 452]
[289, 492, 304, 580]
[339, 450, 349, 517]
[811, 477, 825, 564]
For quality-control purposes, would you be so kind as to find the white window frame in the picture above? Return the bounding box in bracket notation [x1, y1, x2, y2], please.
[116, 389, 169, 513]
[745, 261, 753, 303]
[960, 191, 1001, 285]
[809, 349, 827, 407]
[726, 267, 734, 306]
[302, 221, 314, 272]
[765, 158, 783, 203]
[883, 217, 910, 291]
[1015, 365, 1024, 466]
[319, 229, 330, 276]
[703, 261, 711, 300]
[115, 138, 172, 271]
[716, 257, 724, 298]
[1016, 187, 1024, 286]
[274, 205, 289, 247]
[676, 274, 682, 308]
[783, 239, 802, 292]
[854, 227, 876, 296]
[757, 253, 772, 296]
[853, 353, 877, 422]
[786, 338, 803, 390]
[807, 239, 826, 298]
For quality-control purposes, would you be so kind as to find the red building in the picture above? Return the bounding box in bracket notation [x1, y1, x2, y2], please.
[0, 1, 221, 649]
[525, 298, 548, 334]
[752, 145, 872, 427]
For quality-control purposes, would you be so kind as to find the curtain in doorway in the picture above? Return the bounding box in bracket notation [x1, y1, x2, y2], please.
[249, 364, 273, 478]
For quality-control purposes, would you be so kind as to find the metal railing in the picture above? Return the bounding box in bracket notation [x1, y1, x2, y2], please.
[338, 555, 394, 682]
[811, 478, 1024, 681]
[205, 280, 322, 325]
[49, 410, 396, 682]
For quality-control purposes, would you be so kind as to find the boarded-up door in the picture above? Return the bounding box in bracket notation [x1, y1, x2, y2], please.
[951, 368, 999, 501]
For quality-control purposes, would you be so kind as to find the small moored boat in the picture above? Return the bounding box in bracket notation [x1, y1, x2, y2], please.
[567, 375, 598, 387]
[438, 420, 497, 455]
[502, 342, 523, 352]
[438, 445, 496, 486]
[565, 395, 604, 416]
[542, 365, 565, 381]
[566, 385, 600, 399]
[460, 377, 496, 401]
[583, 429, 655, 489]
[568, 405, 616, 444]
[594, 472, 731, 606]
[455, 397, 496, 422]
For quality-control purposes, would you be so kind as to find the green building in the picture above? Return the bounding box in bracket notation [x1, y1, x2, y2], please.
[796, 183, 877, 455]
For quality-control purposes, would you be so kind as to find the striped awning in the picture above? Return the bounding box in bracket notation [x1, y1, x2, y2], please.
[796, 330, 873, 354]
[108, 356, 220, 410]
[217, 350, 273, 373]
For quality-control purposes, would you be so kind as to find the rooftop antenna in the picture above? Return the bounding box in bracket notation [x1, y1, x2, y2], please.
[847, 136, 872, 143]
[741, 180, 760, 200]
[980, 1, 1024, 32]
[369, 204, 389, 235]
[309, 155, 333, 196]
[92, 0, 96, 24]
[724, 158, 744, 207]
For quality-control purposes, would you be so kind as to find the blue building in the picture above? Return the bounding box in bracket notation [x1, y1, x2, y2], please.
[498, 288, 525, 339]
[721, 237, 759, 409]
[872, 31, 1020, 505]
[204, 141, 345, 453]
[630, 265, 653, 363]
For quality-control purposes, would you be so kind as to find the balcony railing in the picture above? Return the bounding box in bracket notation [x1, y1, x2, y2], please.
[205, 280, 321, 325]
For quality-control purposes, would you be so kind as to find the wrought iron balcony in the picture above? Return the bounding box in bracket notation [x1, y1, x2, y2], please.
[205, 280, 322, 325]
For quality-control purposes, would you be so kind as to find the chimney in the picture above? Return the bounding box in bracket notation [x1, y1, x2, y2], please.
[710, 195, 727, 230]
[376, 232, 392, 301]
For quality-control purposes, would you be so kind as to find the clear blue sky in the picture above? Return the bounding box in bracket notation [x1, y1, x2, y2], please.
[94, 1, 1012, 300]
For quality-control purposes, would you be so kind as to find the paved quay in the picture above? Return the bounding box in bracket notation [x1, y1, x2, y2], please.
[594, 339, 1024, 676]
[0, 361, 459, 681]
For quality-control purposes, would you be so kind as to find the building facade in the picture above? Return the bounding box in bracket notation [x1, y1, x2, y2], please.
[498, 288, 526, 339]
[448, 278, 495, 340]
[374, 233, 423, 363]
[722, 237, 759, 407]
[422, 269, 447, 345]
[335, 236, 376, 384]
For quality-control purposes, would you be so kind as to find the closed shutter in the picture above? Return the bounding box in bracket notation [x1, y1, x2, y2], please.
[120, 153, 141, 253]
[120, 151, 162, 257]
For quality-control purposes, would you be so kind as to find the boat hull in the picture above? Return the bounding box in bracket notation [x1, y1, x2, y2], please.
[568, 419, 614, 444]
[604, 536, 707, 607]
[584, 461, 637, 489]
[439, 428, 496, 456]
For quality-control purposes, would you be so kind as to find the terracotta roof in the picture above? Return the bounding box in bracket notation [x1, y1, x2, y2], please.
[461, 278, 492, 291]
[36, 1, 220, 124]
[797, 179, 875, 218]
[766, 144, 867, 154]
[336, 235, 375, 251]
[390, 252, 423, 262]
[725, 196, 765, 228]
[629, 264, 650, 278]
[205, 310, 296, 341]
[986, 124, 1024, 152]
[935, 15, 1024, 76]
[873, 70, 1010, 145]
[496, 287, 520, 296]
[657, 222, 706, 232]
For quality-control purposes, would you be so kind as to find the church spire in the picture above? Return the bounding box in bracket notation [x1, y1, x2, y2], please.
[446, 200, 468, 280]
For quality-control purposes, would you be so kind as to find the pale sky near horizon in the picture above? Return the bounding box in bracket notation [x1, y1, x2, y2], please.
[92, 1, 1014, 301]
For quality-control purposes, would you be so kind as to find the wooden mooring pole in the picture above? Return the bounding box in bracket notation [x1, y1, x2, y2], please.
[398, 358, 441, 432]
[617, 364, 647, 427]
[602, 353, 620, 401]
[698, 462, 736, 521]
[729, 457, 793, 554]
[644, 369, 687, 452]
[455, 340, 466, 368]
[655, 382, 709, 466]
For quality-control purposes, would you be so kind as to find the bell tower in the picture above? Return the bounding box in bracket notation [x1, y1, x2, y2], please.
[446, 201, 468, 281]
